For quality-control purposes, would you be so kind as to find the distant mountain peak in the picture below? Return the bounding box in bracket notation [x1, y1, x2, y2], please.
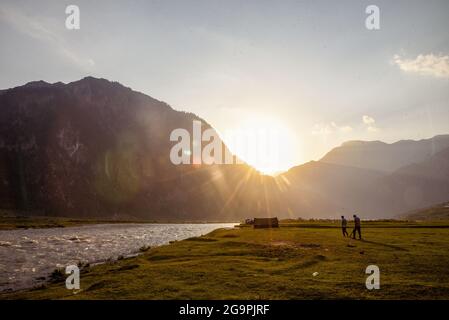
[23, 80, 53, 88]
[341, 140, 385, 147]
[19, 77, 126, 91]
[16, 80, 65, 90]
[67, 76, 125, 89]
[72, 76, 112, 84]
[321, 134, 449, 173]
[340, 135, 449, 149]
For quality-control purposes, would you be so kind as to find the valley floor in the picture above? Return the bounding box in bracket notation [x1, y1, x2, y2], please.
[3, 221, 449, 299]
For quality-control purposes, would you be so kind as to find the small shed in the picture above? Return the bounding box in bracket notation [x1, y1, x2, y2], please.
[253, 217, 279, 229]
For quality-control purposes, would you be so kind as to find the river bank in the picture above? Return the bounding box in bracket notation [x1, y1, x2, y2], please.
[3, 221, 449, 299]
[0, 214, 236, 231]
[0, 223, 235, 292]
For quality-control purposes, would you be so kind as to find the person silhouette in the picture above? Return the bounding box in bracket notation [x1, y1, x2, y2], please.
[352, 214, 362, 240]
[341, 216, 348, 237]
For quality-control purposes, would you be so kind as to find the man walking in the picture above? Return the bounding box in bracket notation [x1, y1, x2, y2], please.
[341, 216, 348, 237]
[352, 214, 362, 240]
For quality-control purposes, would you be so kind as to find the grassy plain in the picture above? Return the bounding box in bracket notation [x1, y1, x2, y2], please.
[3, 220, 449, 299]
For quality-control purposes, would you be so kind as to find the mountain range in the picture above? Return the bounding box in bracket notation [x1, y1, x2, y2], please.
[320, 135, 449, 173]
[1, 77, 448, 220]
[281, 138, 449, 218]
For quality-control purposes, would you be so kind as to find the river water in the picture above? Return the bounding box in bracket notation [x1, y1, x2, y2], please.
[0, 223, 235, 292]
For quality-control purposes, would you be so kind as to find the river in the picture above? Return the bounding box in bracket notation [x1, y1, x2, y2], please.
[0, 223, 235, 292]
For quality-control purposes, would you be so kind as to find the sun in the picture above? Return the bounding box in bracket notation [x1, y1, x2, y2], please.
[220, 114, 298, 175]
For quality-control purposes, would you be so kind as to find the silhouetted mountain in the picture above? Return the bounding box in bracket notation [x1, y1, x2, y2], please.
[320, 135, 449, 173]
[0, 77, 282, 221]
[281, 145, 449, 219]
[382, 147, 449, 213]
[280, 161, 390, 219]
[1, 77, 448, 220]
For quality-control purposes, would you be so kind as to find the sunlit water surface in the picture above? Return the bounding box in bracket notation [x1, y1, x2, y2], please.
[0, 223, 235, 291]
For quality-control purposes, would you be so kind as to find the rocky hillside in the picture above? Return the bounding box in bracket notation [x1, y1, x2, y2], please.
[0, 77, 282, 221]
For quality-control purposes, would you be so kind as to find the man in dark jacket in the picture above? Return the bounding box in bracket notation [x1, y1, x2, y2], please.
[352, 214, 362, 240]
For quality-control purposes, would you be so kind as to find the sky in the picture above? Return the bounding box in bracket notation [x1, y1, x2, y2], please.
[1, 0, 449, 174]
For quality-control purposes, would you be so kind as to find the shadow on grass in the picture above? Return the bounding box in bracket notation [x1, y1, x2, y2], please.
[360, 239, 408, 251]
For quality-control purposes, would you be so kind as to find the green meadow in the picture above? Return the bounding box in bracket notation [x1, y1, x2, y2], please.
[3, 220, 449, 300]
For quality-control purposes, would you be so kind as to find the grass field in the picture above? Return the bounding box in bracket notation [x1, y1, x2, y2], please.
[3, 220, 449, 300]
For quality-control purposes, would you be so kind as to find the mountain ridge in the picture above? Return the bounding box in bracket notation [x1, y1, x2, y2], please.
[320, 134, 449, 173]
[0, 77, 283, 221]
[1, 77, 448, 220]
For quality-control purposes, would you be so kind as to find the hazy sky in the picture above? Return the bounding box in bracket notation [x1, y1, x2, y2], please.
[1, 0, 449, 172]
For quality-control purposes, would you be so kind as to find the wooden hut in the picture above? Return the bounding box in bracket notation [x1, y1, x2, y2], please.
[253, 217, 279, 229]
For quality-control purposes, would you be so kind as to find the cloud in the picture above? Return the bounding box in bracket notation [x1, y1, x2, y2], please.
[0, 6, 94, 70]
[312, 122, 353, 135]
[362, 115, 379, 132]
[332, 122, 353, 133]
[362, 115, 375, 125]
[313, 117, 380, 135]
[393, 53, 449, 78]
[312, 123, 332, 136]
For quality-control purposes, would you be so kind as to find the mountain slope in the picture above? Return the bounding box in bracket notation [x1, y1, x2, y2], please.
[400, 202, 449, 221]
[281, 146, 449, 219]
[320, 135, 449, 173]
[279, 161, 391, 218]
[0, 77, 282, 221]
[381, 147, 449, 213]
